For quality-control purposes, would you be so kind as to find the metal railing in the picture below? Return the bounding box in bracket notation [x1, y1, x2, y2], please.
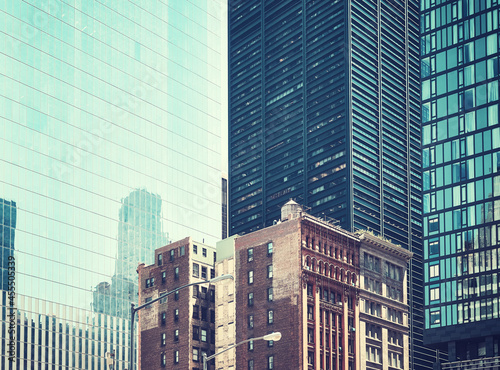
[441, 356, 500, 370]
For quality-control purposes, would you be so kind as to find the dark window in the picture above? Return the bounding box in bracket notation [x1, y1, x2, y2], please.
[248, 292, 254, 306]
[201, 307, 208, 321]
[174, 350, 179, 364]
[193, 305, 199, 319]
[193, 326, 199, 340]
[248, 340, 254, 351]
[268, 310, 274, 324]
[158, 254, 163, 266]
[174, 267, 179, 280]
[161, 333, 166, 346]
[210, 310, 215, 323]
[174, 291, 179, 301]
[180, 246, 185, 256]
[174, 309, 179, 322]
[268, 287, 273, 302]
[248, 270, 254, 284]
[162, 271, 166, 284]
[201, 266, 207, 279]
[170, 249, 175, 262]
[210, 269, 215, 279]
[248, 314, 254, 328]
[161, 312, 166, 326]
[248, 359, 254, 369]
[174, 329, 179, 342]
[193, 245, 198, 254]
[202, 248, 207, 257]
[193, 263, 200, 278]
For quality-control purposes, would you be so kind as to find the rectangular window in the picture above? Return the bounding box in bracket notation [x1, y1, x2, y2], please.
[268, 242, 273, 255]
[158, 254, 163, 266]
[268, 310, 274, 324]
[174, 309, 179, 322]
[201, 266, 207, 279]
[193, 245, 198, 254]
[248, 340, 254, 351]
[161, 333, 166, 346]
[203, 248, 207, 257]
[248, 359, 254, 369]
[162, 271, 166, 284]
[430, 264, 439, 278]
[161, 312, 166, 325]
[201, 306, 208, 321]
[268, 287, 273, 302]
[174, 350, 179, 364]
[174, 267, 179, 280]
[174, 329, 179, 342]
[248, 314, 254, 329]
[193, 348, 199, 362]
[170, 249, 175, 262]
[193, 305, 199, 319]
[248, 292, 254, 306]
[248, 270, 254, 284]
[201, 329, 207, 342]
[161, 353, 166, 367]
[193, 326, 199, 340]
[248, 248, 254, 262]
[267, 265, 273, 278]
[268, 355, 274, 369]
[430, 287, 440, 301]
[193, 263, 199, 278]
[174, 290, 179, 301]
[180, 246, 185, 256]
[307, 305, 314, 320]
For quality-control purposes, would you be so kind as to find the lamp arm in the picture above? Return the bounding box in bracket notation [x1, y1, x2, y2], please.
[133, 279, 212, 313]
[205, 336, 265, 362]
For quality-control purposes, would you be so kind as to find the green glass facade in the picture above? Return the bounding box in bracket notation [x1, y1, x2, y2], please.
[0, 0, 224, 368]
[421, 0, 500, 360]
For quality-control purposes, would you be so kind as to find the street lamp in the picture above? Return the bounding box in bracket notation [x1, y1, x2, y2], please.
[202, 332, 282, 370]
[128, 274, 234, 370]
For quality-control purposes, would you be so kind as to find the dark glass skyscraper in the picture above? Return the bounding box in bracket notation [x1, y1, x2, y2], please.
[228, 0, 433, 368]
[421, 0, 500, 365]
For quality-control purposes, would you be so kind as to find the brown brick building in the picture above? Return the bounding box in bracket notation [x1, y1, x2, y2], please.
[137, 237, 219, 370]
[216, 200, 412, 370]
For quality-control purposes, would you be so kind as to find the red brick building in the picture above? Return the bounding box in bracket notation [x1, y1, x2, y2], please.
[217, 200, 360, 369]
[137, 237, 217, 370]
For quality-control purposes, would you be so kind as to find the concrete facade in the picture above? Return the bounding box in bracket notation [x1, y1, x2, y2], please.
[358, 233, 413, 370]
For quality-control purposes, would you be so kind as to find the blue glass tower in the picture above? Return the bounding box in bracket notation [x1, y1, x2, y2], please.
[0, 1, 224, 368]
[228, 0, 434, 368]
[421, 0, 500, 364]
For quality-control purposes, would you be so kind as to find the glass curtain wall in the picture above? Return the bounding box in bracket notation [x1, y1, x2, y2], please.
[0, 1, 224, 369]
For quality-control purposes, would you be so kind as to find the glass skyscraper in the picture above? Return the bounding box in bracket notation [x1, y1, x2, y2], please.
[228, 0, 434, 368]
[0, 0, 225, 368]
[421, 0, 500, 364]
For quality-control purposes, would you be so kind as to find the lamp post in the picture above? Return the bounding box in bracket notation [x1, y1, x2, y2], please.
[128, 274, 234, 370]
[202, 332, 282, 370]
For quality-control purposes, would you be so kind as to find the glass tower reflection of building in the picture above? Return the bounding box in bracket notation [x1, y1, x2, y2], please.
[421, 0, 500, 364]
[228, 1, 435, 368]
[0, 1, 224, 369]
